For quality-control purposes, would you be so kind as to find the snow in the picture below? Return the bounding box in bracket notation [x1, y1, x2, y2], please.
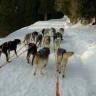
[0, 16, 96, 96]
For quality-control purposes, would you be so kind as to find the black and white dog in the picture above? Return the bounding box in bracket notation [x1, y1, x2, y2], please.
[0, 39, 21, 62]
[36, 34, 43, 47]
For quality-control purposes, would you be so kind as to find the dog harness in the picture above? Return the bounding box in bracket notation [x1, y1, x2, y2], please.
[2, 42, 8, 49]
[7, 41, 12, 48]
[29, 43, 36, 48]
[37, 49, 44, 56]
[58, 48, 66, 56]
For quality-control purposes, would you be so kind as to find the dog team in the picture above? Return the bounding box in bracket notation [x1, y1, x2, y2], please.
[0, 27, 74, 78]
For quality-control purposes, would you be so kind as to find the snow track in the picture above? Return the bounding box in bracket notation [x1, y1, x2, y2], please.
[0, 17, 96, 96]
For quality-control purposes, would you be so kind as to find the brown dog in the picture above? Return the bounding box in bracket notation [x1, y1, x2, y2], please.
[57, 48, 74, 78]
[43, 36, 51, 48]
[32, 47, 50, 76]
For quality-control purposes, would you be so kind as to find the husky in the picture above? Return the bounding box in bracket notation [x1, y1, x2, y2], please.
[42, 28, 49, 37]
[43, 36, 51, 48]
[57, 48, 74, 78]
[50, 27, 56, 37]
[32, 47, 50, 76]
[23, 33, 33, 45]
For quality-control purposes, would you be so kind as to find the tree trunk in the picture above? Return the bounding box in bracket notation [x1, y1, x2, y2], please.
[44, 13, 47, 21]
[95, 16, 96, 23]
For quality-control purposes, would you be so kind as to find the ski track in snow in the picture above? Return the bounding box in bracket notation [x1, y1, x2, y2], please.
[0, 18, 96, 96]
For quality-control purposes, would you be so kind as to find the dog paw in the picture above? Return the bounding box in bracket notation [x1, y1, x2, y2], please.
[62, 75, 65, 78]
[34, 73, 36, 76]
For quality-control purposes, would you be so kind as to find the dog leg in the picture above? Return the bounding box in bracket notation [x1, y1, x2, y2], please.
[62, 59, 68, 78]
[57, 55, 62, 73]
[33, 64, 37, 76]
[33, 56, 38, 76]
[40, 59, 44, 75]
[59, 63, 61, 74]
[4, 51, 9, 62]
[54, 43, 56, 52]
[26, 52, 30, 63]
[8, 50, 10, 59]
[57, 63, 59, 72]
[44, 57, 48, 67]
[14, 50, 18, 57]
[39, 40, 42, 47]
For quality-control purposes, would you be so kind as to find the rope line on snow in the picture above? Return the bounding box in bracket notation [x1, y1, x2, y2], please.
[53, 47, 60, 96]
[55, 55, 60, 96]
[0, 48, 28, 69]
[10, 44, 26, 58]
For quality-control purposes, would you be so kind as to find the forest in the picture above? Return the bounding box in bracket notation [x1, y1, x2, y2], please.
[0, 0, 96, 37]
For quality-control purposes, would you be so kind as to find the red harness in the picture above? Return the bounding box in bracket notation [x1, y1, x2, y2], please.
[29, 43, 36, 48]
[7, 41, 12, 48]
[2, 42, 8, 48]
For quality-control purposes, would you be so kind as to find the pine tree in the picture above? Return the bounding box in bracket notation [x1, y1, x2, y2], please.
[61, 0, 70, 17]
[0, 0, 25, 37]
[38, 0, 55, 20]
[78, 0, 96, 19]
[24, 0, 40, 25]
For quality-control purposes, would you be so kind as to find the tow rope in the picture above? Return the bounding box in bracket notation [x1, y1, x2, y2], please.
[54, 49, 60, 96]
[0, 48, 28, 69]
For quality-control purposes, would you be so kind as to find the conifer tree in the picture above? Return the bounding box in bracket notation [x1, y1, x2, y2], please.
[78, 0, 96, 20]
[61, 0, 70, 17]
[0, 0, 24, 36]
[38, 0, 55, 20]
[24, 0, 39, 25]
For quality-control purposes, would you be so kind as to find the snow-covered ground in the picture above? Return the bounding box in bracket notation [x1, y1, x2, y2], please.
[0, 16, 96, 96]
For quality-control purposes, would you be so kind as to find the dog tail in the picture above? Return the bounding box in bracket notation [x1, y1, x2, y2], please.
[32, 55, 35, 66]
[63, 52, 74, 59]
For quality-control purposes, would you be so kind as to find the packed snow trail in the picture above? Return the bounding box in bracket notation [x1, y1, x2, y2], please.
[0, 17, 96, 96]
